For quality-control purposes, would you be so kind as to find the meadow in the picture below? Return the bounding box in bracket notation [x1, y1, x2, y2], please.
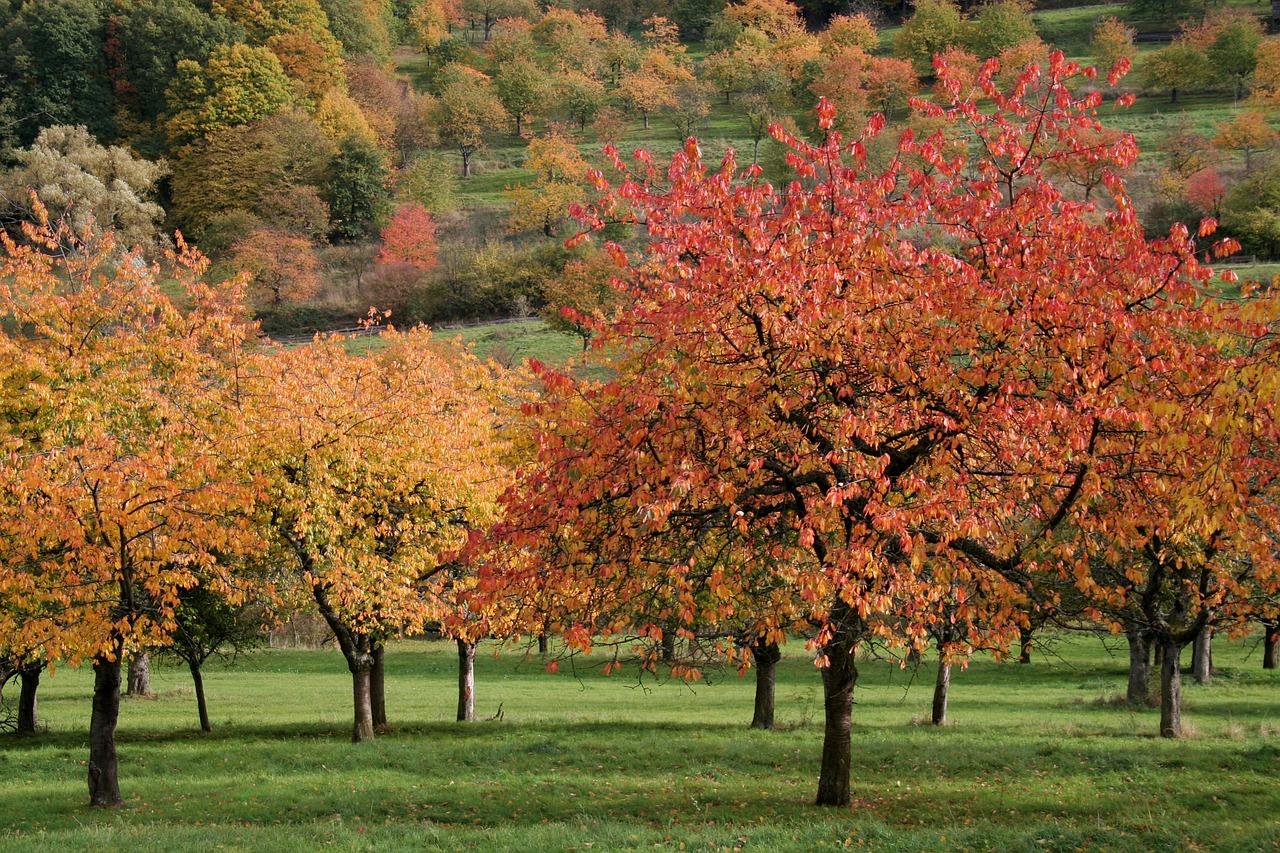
[2, 634, 1277, 852]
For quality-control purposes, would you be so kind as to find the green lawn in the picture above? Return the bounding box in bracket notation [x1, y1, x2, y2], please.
[3, 634, 1277, 851]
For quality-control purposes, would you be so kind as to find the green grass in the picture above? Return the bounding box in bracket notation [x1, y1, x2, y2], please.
[3, 634, 1278, 851]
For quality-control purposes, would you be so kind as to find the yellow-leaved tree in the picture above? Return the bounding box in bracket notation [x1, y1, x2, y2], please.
[240, 328, 521, 741]
[0, 208, 259, 806]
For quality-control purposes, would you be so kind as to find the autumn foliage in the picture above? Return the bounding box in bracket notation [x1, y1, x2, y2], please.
[378, 202, 439, 270]
[482, 53, 1280, 806]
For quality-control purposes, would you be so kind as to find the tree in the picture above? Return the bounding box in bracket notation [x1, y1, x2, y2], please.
[0, 125, 168, 256]
[662, 79, 712, 139]
[1141, 41, 1209, 104]
[820, 13, 880, 54]
[1212, 110, 1278, 170]
[164, 43, 297, 146]
[161, 584, 264, 733]
[435, 64, 507, 178]
[1249, 38, 1280, 105]
[409, 0, 463, 53]
[893, 0, 964, 75]
[405, 152, 459, 213]
[320, 0, 395, 59]
[506, 133, 590, 237]
[378, 202, 438, 269]
[0, 0, 114, 146]
[1222, 164, 1280, 258]
[461, 0, 537, 40]
[554, 71, 608, 132]
[106, 0, 241, 126]
[485, 55, 1261, 805]
[1205, 12, 1262, 101]
[169, 109, 336, 237]
[1091, 16, 1135, 78]
[0, 212, 257, 805]
[541, 249, 627, 349]
[323, 135, 392, 241]
[963, 0, 1037, 60]
[242, 328, 516, 742]
[494, 58, 551, 137]
[1184, 166, 1226, 219]
[530, 9, 608, 75]
[231, 228, 323, 305]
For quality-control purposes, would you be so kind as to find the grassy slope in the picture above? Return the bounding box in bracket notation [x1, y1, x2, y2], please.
[2, 634, 1277, 851]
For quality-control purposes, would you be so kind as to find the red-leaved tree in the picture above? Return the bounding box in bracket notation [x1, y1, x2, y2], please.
[480, 51, 1279, 806]
[377, 202, 439, 270]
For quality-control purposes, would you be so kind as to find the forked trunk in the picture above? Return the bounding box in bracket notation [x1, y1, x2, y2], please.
[127, 651, 150, 697]
[815, 608, 859, 807]
[457, 639, 476, 722]
[189, 662, 212, 733]
[749, 640, 780, 730]
[1191, 627, 1212, 685]
[538, 633, 549, 656]
[1159, 638, 1184, 738]
[932, 657, 951, 726]
[351, 665, 375, 743]
[88, 649, 123, 806]
[17, 663, 41, 736]
[1264, 621, 1278, 670]
[371, 645, 387, 731]
[1125, 623, 1152, 705]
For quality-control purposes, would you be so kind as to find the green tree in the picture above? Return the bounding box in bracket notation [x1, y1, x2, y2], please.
[1141, 42, 1209, 103]
[893, 0, 964, 76]
[164, 43, 297, 147]
[1222, 163, 1280, 257]
[107, 0, 242, 126]
[0, 0, 114, 146]
[1206, 13, 1262, 101]
[964, 1, 1038, 60]
[435, 64, 507, 177]
[323, 135, 391, 241]
[319, 0, 395, 59]
[494, 57, 551, 137]
[160, 584, 264, 733]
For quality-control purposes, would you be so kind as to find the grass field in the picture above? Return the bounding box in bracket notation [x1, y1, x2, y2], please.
[3, 634, 1277, 852]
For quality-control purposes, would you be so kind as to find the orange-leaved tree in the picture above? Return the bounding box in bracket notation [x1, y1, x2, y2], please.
[483, 53, 1269, 806]
[240, 328, 519, 741]
[0, 210, 259, 806]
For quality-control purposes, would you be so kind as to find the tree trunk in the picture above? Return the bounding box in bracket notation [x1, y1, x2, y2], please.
[537, 633, 549, 656]
[457, 639, 476, 722]
[350, 664, 375, 743]
[932, 657, 951, 726]
[1264, 621, 1278, 670]
[88, 650, 123, 806]
[749, 640, 781, 730]
[660, 626, 676, 664]
[126, 651, 150, 697]
[1192, 627, 1212, 685]
[1159, 638, 1184, 738]
[642, 112, 649, 129]
[1018, 625, 1034, 664]
[461, 150, 472, 178]
[815, 607, 860, 807]
[189, 662, 212, 733]
[1125, 623, 1152, 706]
[16, 663, 40, 736]
[371, 644, 387, 731]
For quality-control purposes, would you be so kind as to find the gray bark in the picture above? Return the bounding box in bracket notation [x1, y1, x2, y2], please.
[456, 639, 476, 722]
